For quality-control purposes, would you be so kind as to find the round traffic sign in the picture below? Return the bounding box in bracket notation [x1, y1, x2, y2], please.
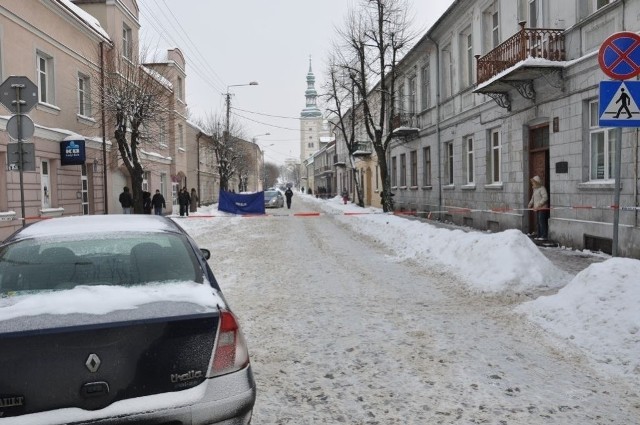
[598, 31, 640, 80]
[6, 115, 35, 141]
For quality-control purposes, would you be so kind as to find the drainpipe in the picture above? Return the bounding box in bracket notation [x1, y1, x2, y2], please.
[100, 41, 108, 214]
[428, 36, 442, 218]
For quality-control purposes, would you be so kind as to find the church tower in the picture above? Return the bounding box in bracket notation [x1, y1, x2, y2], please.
[300, 57, 323, 162]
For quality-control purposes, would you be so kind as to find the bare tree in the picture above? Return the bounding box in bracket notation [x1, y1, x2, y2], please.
[324, 51, 365, 207]
[197, 113, 247, 192]
[264, 162, 280, 188]
[95, 45, 172, 213]
[329, 0, 417, 212]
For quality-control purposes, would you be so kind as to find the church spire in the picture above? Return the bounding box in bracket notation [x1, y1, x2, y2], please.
[301, 56, 322, 118]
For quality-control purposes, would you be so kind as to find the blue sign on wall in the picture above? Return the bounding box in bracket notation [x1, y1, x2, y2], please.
[60, 139, 86, 165]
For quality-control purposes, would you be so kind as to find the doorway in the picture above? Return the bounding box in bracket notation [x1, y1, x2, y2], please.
[528, 124, 550, 235]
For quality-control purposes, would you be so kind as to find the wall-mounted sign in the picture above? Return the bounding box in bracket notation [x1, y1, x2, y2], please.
[60, 138, 86, 165]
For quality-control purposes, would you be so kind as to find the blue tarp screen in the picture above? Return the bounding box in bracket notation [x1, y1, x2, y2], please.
[218, 191, 265, 214]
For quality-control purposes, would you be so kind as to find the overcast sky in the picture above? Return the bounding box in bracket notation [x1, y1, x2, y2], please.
[139, 0, 455, 165]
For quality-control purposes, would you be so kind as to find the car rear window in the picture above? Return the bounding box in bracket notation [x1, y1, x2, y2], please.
[0, 233, 203, 295]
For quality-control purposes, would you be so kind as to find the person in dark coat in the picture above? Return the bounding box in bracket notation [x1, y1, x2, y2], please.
[190, 188, 199, 213]
[178, 186, 190, 216]
[284, 187, 293, 209]
[142, 191, 152, 214]
[151, 189, 166, 216]
[119, 186, 133, 214]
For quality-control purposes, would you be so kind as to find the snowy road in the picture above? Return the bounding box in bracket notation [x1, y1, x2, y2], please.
[183, 196, 638, 424]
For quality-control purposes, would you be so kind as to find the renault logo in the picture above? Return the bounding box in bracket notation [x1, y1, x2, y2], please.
[85, 354, 101, 373]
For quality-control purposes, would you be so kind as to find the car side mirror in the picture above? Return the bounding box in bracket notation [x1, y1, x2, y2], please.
[200, 248, 211, 260]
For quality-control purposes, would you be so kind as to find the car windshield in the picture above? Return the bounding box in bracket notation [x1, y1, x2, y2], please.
[0, 233, 203, 295]
[264, 191, 278, 200]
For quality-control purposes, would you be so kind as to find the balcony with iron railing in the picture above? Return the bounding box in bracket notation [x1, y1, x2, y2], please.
[476, 23, 565, 84]
[353, 140, 373, 157]
[390, 112, 420, 139]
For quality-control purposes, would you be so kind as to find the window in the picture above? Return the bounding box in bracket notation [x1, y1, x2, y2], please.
[375, 165, 379, 190]
[491, 11, 500, 48]
[442, 45, 453, 98]
[178, 124, 184, 149]
[519, 0, 541, 27]
[78, 73, 90, 116]
[421, 64, 430, 110]
[589, 100, 616, 180]
[159, 122, 167, 146]
[460, 29, 474, 87]
[408, 75, 417, 115]
[596, 0, 610, 9]
[122, 24, 132, 60]
[37, 52, 54, 104]
[422, 147, 431, 186]
[391, 156, 397, 186]
[465, 137, 474, 184]
[143, 171, 151, 192]
[308, 142, 314, 148]
[397, 83, 405, 113]
[160, 173, 167, 198]
[445, 142, 454, 185]
[489, 128, 501, 183]
[400, 154, 407, 186]
[410, 150, 418, 187]
[177, 76, 183, 101]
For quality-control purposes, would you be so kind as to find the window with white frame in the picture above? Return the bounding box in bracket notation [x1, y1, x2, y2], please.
[445, 141, 454, 185]
[589, 100, 616, 180]
[408, 75, 417, 116]
[37, 52, 54, 104]
[400, 153, 407, 186]
[410, 150, 417, 187]
[465, 136, 474, 184]
[78, 73, 90, 116]
[177, 76, 184, 101]
[160, 173, 167, 197]
[483, 3, 500, 53]
[442, 45, 453, 98]
[143, 171, 151, 192]
[397, 83, 405, 113]
[489, 128, 501, 183]
[122, 24, 132, 60]
[518, 0, 541, 27]
[391, 156, 397, 186]
[460, 28, 474, 88]
[421, 63, 430, 110]
[159, 122, 167, 146]
[422, 146, 431, 186]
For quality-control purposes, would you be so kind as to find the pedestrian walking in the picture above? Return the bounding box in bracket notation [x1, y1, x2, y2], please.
[178, 187, 190, 216]
[151, 189, 166, 216]
[190, 188, 199, 213]
[528, 175, 549, 240]
[119, 186, 133, 214]
[284, 187, 293, 209]
[142, 191, 152, 214]
[341, 189, 349, 205]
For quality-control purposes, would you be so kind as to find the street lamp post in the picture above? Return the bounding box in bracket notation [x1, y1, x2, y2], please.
[225, 82, 258, 140]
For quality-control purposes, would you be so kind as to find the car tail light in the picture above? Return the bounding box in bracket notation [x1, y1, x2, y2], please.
[210, 310, 250, 377]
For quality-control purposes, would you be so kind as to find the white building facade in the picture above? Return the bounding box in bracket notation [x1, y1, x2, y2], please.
[386, 0, 640, 257]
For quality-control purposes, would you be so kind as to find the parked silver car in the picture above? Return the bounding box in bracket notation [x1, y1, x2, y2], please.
[0, 215, 255, 424]
[264, 190, 284, 208]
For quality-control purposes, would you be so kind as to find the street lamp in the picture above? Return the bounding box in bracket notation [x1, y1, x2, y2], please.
[251, 132, 270, 143]
[225, 82, 258, 139]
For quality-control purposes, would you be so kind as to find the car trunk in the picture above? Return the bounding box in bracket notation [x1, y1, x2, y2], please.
[0, 302, 219, 417]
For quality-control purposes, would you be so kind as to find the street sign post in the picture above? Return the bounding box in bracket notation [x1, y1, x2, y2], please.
[0, 76, 38, 227]
[596, 32, 640, 256]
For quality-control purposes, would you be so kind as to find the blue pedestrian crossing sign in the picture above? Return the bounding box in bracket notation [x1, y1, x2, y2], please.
[599, 80, 640, 127]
